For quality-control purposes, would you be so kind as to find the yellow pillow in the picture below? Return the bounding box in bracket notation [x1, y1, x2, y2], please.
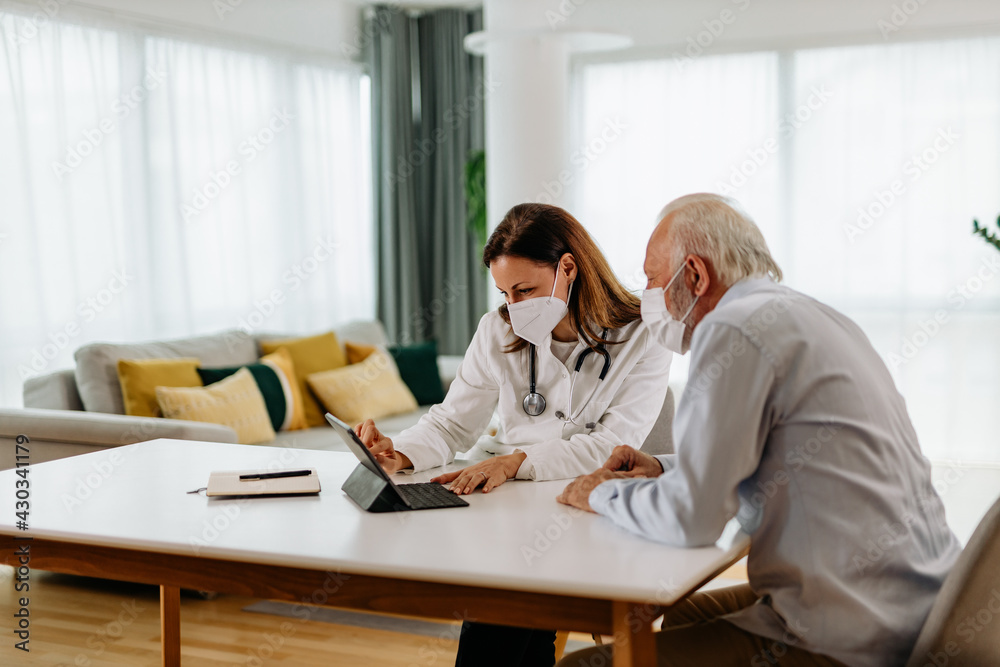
[117, 358, 202, 418]
[156, 368, 275, 445]
[260, 347, 308, 431]
[345, 341, 377, 365]
[306, 350, 418, 426]
[260, 332, 347, 427]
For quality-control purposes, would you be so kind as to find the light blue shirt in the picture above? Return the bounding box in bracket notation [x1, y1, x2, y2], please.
[590, 278, 961, 667]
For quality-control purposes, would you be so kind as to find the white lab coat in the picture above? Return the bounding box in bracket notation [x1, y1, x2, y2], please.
[393, 311, 672, 480]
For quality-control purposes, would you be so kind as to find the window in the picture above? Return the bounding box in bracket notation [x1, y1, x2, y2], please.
[0, 7, 373, 406]
[572, 37, 1000, 462]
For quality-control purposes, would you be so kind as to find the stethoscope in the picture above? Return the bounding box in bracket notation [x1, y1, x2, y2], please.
[522, 328, 612, 429]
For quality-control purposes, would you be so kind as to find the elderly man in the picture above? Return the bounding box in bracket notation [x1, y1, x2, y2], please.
[556, 194, 960, 667]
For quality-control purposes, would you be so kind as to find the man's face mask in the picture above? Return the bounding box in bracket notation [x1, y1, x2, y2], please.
[641, 262, 699, 354]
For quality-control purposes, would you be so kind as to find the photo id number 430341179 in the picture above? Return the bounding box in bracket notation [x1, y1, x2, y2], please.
[12, 434, 33, 653]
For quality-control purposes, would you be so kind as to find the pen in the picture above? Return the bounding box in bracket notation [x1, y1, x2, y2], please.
[239, 469, 312, 481]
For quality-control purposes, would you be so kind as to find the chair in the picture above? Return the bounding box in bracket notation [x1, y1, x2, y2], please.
[904, 494, 1000, 666]
[639, 387, 675, 455]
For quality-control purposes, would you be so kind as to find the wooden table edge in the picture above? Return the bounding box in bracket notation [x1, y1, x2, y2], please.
[1, 535, 712, 667]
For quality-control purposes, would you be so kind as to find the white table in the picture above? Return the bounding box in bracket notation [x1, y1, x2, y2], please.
[0, 439, 749, 666]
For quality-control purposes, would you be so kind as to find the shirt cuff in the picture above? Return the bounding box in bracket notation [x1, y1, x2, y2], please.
[654, 454, 676, 473]
[514, 450, 535, 479]
[588, 479, 620, 514]
[393, 443, 444, 474]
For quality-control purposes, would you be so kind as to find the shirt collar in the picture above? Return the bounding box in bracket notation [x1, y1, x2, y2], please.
[715, 276, 775, 310]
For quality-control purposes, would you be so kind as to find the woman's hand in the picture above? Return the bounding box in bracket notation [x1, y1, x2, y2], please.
[601, 445, 664, 478]
[431, 451, 527, 495]
[354, 419, 412, 474]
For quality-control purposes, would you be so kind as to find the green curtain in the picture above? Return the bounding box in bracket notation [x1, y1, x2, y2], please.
[367, 7, 488, 355]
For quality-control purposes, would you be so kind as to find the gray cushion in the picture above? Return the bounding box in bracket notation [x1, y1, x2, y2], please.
[332, 320, 390, 347]
[74, 330, 258, 414]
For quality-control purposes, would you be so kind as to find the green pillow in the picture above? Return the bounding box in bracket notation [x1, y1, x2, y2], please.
[197, 363, 292, 432]
[387, 341, 445, 406]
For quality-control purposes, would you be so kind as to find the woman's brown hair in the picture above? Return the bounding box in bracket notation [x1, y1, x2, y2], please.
[482, 203, 641, 353]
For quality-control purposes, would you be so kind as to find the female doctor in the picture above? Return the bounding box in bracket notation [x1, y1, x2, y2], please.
[358, 203, 672, 667]
[355, 202, 672, 494]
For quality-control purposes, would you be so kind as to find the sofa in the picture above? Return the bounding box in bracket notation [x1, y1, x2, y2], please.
[0, 320, 463, 470]
[0, 318, 676, 471]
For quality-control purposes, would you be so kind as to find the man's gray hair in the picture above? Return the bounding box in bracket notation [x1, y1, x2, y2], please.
[658, 193, 783, 287]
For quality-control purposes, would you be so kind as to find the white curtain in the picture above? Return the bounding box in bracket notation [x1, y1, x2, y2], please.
[571, 52, 780, 385]
[572, 52, 781, 292]
[573, 37, 1000, 463]
[0, 6, 374, 407]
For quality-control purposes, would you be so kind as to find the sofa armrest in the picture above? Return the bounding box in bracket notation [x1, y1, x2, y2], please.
[24, 369, 83, 410]
[0, 408, 238, 469]
[436, 355, 463, 393]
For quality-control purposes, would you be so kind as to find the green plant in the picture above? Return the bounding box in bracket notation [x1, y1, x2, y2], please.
[973, 215, 1000, 252]
[464, 149, 486, 246]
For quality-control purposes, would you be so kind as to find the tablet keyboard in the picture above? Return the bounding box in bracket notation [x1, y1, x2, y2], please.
[397, 482, 469, 509]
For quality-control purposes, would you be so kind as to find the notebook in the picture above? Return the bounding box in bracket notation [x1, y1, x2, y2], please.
[205, 468, 321, 497]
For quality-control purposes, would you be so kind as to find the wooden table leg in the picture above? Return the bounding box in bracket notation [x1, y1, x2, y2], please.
[554, 630, 570, 660]
[160, 584, 181, 667]
[612, 600, 656, 667]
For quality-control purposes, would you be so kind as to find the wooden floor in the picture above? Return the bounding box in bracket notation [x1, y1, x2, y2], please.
[0, 562, 747, 666]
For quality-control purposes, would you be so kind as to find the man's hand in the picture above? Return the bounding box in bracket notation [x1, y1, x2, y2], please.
[602, 445, 664, 478]
[557, 468, 626, 513]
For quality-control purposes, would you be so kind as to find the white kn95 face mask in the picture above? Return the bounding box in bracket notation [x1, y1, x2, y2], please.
[641, 263, 698, 354]
[508, 270, 572, 347]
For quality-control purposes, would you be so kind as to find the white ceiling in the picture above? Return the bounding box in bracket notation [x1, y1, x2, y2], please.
[565, 0, 1000, 56]
[357, 0, 1000, 57]
[73, 0, 362, 57]
[72, 0, 1000, 61]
